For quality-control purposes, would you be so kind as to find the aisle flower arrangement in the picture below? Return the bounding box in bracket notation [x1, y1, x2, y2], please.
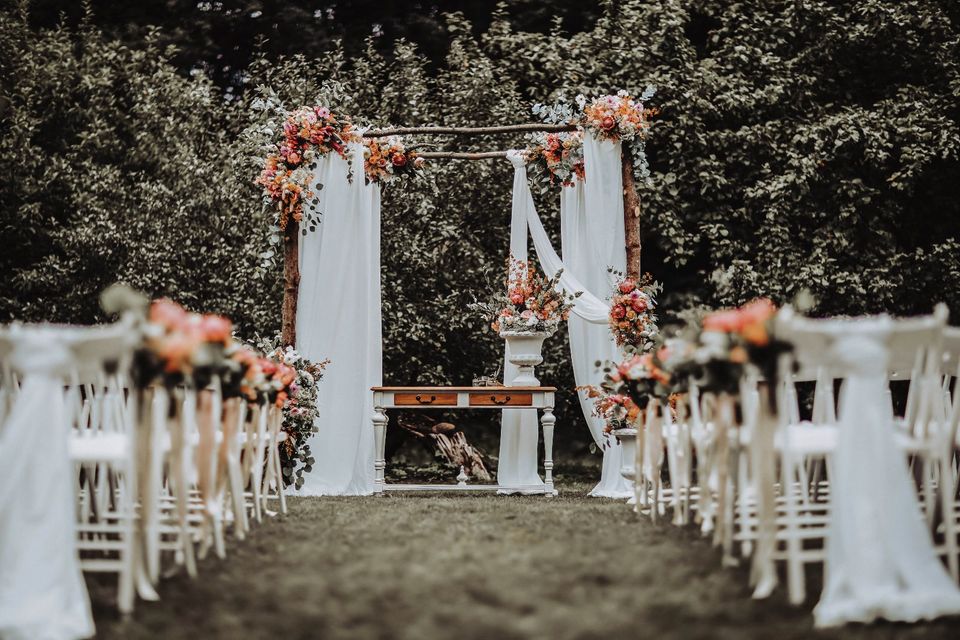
[524, 131, 585, 188]
[608, 272, 661, 350]
[362, 136, 425, 185]
[254, 338, 329, 489]
[136, 298, 234, 388]
[472, 258, 580, 335]
[599, 351, 673, 413]
[255, 105, 358, 232]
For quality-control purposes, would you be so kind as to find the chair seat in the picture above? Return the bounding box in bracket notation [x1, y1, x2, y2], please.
[70, 432, 129, 461]
[774, 422, 838, 455]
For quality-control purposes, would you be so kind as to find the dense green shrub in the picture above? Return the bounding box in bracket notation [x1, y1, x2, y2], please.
[3, 1, 960, 453]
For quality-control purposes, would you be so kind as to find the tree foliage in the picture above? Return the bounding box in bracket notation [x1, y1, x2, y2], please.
[2, 0, 960, 452]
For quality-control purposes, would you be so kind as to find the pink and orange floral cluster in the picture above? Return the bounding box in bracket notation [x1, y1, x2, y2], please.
[581, 91, 657, 143]
[362, 136, 425, 185]
[608, 273, 660, 349]
[145, 298, 234, 380]
[256, 105, 357, 231]
[473, 258, 580, 335]
[524, 131, 585, 188]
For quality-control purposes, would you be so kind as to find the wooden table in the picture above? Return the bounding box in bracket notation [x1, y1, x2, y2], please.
[371, 386, 557, 496]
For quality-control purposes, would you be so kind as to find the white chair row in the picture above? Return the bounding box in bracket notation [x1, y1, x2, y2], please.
[629, 306, 960, 618]
[0, 321, 293, 639]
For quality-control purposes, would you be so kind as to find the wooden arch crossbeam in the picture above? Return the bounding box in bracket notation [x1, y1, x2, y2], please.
[281, 124, 641, 346]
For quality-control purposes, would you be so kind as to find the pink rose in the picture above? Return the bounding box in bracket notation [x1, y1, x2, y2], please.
[520, 310, 535, 320]
[618, 279, 636, 294]
[200, 314, 232, 344]
[510, 293, 525, 305]
[703, 309, 742, 333]
[631, 298, 648, 313]
[150, 299, 188, 331]
[610, 305, 626, 320]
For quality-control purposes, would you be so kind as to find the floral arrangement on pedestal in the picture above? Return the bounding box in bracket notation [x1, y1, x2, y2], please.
[608, 271, 661, 350]
[362, 136, 426, 185]
[524, 130, 585, 189]
[472, 258, 580, 335]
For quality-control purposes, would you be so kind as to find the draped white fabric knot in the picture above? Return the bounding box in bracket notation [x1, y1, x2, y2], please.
[295, 142, 381, 496]
[498, 135, 633, 498]
[0, 334, 95, 640]
[813, 318, 960, 627]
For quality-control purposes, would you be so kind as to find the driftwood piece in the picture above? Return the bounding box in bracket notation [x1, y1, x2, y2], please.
[395, 415, 491, 482]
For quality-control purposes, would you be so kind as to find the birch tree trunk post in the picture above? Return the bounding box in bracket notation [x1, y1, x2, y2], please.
[621, 146, 642, 279]
[281, 220, 300, 347]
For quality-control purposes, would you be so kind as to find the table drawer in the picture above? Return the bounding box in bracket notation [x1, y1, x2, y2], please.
[394, 392, 458, 406]
[469, 392, 533, 407]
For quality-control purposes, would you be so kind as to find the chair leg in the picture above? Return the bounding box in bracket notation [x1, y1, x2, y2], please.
[940, 456, 959, 581]
[274, 444, 288, 515]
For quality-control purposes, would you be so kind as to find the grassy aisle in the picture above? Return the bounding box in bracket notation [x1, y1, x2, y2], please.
[92, 487, 960, 640]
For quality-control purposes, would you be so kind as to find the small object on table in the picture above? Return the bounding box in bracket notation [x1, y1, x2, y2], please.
[472, 365, 504, 387]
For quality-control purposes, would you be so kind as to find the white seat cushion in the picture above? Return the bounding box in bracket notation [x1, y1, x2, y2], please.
[69, 432, 128, 462]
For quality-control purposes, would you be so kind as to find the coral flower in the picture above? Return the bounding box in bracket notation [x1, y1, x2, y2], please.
[619, 279, 636, 294]
[200, 314, 233, 345]
[601, 115, 616, 130]
[391, 152, 407, 167]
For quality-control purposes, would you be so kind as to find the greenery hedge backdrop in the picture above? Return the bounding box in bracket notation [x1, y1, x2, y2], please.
[3, 0, 959, 454]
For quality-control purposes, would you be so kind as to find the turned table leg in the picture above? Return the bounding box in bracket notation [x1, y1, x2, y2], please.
[541, 394, 556, 497]
[373, 397, 387, 494]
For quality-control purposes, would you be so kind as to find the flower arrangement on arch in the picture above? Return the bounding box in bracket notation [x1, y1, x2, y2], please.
[579, 89, 658, 143]
[471, 258, 581, 335]
[608, 271, 661, 350]
[362, 136, 426, 185]
[255, 105, 358, 232]
[524, 130, 585, 188]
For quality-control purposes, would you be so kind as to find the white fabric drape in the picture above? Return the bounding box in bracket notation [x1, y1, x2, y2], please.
[813, 326, 960, 626]
[496, 155, 548, 492]
[562, 135, 633, 498]
[499, 142, 632, 498]
[0, 337, 95, 640]
[296, 143, 382, 496]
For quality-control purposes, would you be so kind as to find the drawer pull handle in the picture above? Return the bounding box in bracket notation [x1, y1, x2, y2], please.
[490, 395, 511, 405]
[415, 395, 437, 405]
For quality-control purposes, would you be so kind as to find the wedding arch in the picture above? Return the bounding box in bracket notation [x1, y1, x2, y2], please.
[256, 92, 657, 496]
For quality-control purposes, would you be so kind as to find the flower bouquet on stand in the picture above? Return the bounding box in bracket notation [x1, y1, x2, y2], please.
[472, 258, 580, 386]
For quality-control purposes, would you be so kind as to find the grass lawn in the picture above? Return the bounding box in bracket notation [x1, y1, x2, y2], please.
[90, 483, 960, 640]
